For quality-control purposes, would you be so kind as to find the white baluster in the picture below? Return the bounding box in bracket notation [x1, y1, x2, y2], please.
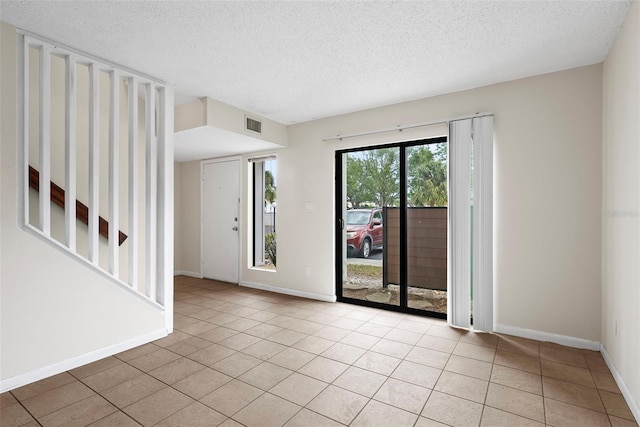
[65, 55, 77, 251]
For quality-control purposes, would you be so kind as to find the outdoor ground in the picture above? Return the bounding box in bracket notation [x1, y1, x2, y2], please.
[343, 261, 447, 314]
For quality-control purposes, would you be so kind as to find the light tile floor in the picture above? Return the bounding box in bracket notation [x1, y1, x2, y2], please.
[2, 276, 637, 427]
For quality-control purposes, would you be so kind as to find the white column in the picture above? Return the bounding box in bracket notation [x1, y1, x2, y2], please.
[448, 119, 472, 328]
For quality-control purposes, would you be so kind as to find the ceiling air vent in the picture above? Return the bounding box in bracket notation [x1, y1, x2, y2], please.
[245, 116, 262, 134]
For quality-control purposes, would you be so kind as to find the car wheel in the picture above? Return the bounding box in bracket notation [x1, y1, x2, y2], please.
[360, 238, 371, 258]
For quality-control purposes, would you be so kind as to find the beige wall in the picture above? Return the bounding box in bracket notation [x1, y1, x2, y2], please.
[233, 64, 604, 342]
[1, 22, 166, 388]
[174, 59, 604, 345]
[174, 160, 202, 276]
[174, 162, 183, 271]
[175, 97, 288, 148]
[205, 98, 288, 147]
[175, 98, 207, 133]
[602, 1, 640, 414]
[170, 7, 640, 415]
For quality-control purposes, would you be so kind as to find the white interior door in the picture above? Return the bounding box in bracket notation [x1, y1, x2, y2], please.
[202, 159, 240, 283]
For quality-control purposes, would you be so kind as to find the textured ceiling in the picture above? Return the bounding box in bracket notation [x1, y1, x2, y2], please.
[0, 0, 632, 125]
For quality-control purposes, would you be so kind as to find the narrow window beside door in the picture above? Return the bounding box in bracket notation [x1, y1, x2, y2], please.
[251, 157, 277, 270]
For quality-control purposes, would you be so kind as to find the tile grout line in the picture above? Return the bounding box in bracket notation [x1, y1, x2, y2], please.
[477, 352, 496, 427]
[69, 362, 150, 426]
[186, 280, 592, 424]
[7, 278, 621, 427]
[8, 391, 44, 427]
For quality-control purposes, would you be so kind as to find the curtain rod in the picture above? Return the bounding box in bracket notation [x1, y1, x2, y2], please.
[247, 155, 277, 162]
[322, 112, 493, 142]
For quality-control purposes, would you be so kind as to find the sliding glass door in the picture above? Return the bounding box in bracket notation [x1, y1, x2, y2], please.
[336, 137, 448, 318]
[340, 147, 400, 308]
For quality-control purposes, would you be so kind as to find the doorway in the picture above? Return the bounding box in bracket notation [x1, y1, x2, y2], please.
[202, 159, 240, 283]
[335, 137, 448, 318]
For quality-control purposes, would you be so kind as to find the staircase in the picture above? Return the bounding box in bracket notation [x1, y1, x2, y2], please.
[0, 26, 174, 392]
[17, 31, 173, 306]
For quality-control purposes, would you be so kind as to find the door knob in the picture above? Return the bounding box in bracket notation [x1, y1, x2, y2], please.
[232, 226, 238, 231]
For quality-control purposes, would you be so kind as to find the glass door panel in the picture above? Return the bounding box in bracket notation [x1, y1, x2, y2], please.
[406, 143, 448, 314]
[341, 148, 399, 307]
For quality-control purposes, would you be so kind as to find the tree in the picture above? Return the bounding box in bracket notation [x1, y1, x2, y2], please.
[362, 148, 399, 207]
[346, 156, 370, 208]
[407, 145, 447, 207]
[347, 148, 399, 208]
[346, 145, 447, 208]
[264, 170, 276, 204]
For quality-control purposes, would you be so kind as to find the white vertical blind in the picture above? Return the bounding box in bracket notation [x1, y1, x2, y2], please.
[448, 119, 472, 328]
[448, 116, 494, 331]
[472, 116, 494, 332]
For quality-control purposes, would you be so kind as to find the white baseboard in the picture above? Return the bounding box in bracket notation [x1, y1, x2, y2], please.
[601, 345, 640, 424]
[240, 281, 337, 303]
[0, 328, 168, 393]
[494, 324, 601, 351]
[174, 270, 203, 278]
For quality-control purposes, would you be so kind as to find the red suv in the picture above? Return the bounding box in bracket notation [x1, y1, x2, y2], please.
[346, 209, 383, 258]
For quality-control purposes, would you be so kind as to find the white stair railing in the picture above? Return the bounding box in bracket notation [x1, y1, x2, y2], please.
[17, 31, 174, 328]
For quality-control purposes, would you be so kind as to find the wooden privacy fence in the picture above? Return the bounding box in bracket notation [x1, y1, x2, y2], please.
[383, 207, 447, 291]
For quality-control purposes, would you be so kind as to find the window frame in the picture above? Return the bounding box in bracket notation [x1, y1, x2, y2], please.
[249, 155, 277, 270]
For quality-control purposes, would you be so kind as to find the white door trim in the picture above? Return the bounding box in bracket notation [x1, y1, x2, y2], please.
[200, 156, 242, 283]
